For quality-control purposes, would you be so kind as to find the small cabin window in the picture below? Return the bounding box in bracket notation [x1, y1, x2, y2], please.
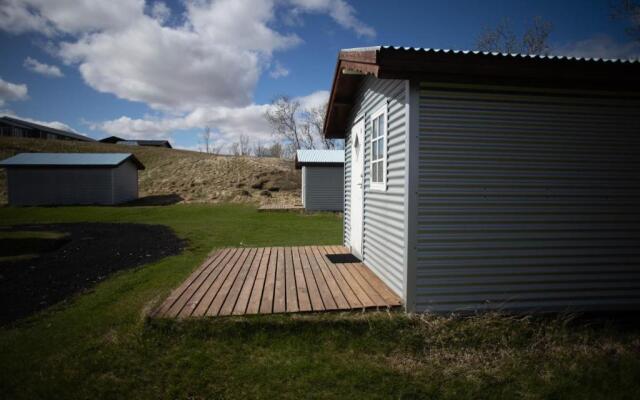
[370, 105, 387, 191]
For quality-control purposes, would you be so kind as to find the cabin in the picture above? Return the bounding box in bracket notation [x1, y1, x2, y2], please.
[324, 46, 640, 313]
[295, 149, 344, 211]
[0, 116, 94, 142]
[0, 153, 144, 206]
[99, 136, 172, 148]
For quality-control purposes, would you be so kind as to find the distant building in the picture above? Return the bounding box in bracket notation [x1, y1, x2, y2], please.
[295, 149, 344, 211]
[99, 136, 172, 148]
[0, 153, 145, 206]
[0, 116, 94, 142]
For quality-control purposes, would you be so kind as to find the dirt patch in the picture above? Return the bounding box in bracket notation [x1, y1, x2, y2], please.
[0, 223, 185, 325]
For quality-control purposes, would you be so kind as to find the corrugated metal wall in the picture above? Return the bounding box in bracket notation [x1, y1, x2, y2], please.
[302, 166, 344, 211]
[344, 76, 408, 296]
[7, 167, 114, 205]
[416, 81, 640, 312]
[112, 160, 139, 204]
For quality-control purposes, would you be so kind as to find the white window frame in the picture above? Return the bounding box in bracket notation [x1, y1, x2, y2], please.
[369, 104, 387, 192]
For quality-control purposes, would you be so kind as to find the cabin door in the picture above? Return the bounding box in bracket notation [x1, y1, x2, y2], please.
[350, 119, 364, 259]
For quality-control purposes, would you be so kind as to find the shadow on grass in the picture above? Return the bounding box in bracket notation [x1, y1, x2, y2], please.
[124, 193, 184, 206]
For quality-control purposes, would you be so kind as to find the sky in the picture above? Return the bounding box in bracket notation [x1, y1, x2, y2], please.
[0, 0, 638, 151]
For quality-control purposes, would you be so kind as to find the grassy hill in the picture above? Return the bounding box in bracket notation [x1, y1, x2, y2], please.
[0, 137, 300, 205]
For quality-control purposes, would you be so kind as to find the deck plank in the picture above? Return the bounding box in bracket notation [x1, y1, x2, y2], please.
[155, 248, 228, 317]
[326, 246, 375, 308]
[190, 248, 248, 317]
[174, 248, 239, 318]
[232, 248, 264, 315]
[246, 248, 271, 314]
[154, 245, 402, 318]
[354, 263, 402, 306]
[299, 245, 324, 311]
[273, 247, 287, 313]
[218, 248, 259, 316]
[259, 247, 278, 314]
[328, 245, 386, 307]
[206, 248, 253, 316]
[292, 247, 312, 312]
[310, 246, 350, 309]
[318, 246, 362, 309]
[284, 247, 299, 313]
[303, 246, 337, 310]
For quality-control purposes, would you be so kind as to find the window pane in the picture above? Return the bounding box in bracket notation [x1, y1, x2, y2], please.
[376, 161, 382, 183]
[379, 115, 385, 138]
[372, 163, 378, 182]
[378, 140, 383, 158]
[372, 139, 378, 159]
[372, 118, 377, 139]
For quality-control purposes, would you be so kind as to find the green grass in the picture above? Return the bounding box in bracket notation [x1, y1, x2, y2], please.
[0, 204, 639, 399]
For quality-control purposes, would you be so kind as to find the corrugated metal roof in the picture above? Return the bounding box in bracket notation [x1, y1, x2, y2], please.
[296, 150, 344, 165]
[0, 116, 95, 141]
[0, 153, 145, 169]
[341, 45, 639, 64]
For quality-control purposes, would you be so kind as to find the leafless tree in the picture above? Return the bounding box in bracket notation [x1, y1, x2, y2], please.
[265, 96, 341, 154]
[477, 17, 553, 55]
[265, 96, 303, 150]
[231, 133, 251, 156]
[611, 0, 640, 41]
[199, 126, 212, 153]
[254, 142, 285, 158]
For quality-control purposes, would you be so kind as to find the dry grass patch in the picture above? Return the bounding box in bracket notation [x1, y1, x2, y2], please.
[0, 137, 301, 206]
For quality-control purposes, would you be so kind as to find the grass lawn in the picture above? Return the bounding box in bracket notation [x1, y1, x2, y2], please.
[0, 204, 639, 399]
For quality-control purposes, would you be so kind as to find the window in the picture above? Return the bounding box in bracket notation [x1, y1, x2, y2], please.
[370, 105, 387, 191]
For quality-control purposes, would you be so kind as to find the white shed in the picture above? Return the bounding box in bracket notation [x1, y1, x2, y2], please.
[323, 46, 640, 313]
[0, 153, 145, 206]
[295, 150, 344, 211]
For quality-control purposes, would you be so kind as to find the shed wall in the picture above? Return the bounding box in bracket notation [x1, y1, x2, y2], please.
[301, 166, 344, 211]
[416, 81, 640, 312]
[112, 160, 139, 203]
[344, 76, 408, 296]
[7, 167, 114, 205]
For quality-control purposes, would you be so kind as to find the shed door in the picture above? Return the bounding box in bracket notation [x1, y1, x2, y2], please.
[350, 119, 364, 259]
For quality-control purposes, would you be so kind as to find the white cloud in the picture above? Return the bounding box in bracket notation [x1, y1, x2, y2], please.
[0, 0, 143, 36]
[554, 34, 640, 60]
[0, 0, 371, 146]
[149, 1, 170, 24]
[51, 0, 302, 112]
[0, 77, 28, 106]
[24, 57, 64, 78]
[286, 0, 375, 38]
[94, 90, 329, 147]
[270, 61, 290, 78]
[296, 89, 329, 110]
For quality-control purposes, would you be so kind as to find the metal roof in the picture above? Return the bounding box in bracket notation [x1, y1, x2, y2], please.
[0, 153, 145, 169]
[325, 45, 640, 138]
[295, 150, 344, 168]
[0, 116, 95, 142]
[342, 45, 639, 64]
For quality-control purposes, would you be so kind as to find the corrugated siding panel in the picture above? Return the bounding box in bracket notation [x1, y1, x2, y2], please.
[345, 76, 408, 296]
[7, 167, 114, 205]
[112, 160, 138, 204]
[416, 82, 640, 312]
[303, 166, 344, 211]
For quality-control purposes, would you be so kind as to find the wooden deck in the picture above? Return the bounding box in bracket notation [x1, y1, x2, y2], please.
[257, 204, 304, 212]
[153, 246, 402, 318]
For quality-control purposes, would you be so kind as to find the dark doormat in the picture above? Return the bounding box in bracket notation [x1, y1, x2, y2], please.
[326, 253, 361, 263]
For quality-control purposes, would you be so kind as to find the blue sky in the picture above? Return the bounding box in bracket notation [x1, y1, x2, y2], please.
[0, 0, 638, 151]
